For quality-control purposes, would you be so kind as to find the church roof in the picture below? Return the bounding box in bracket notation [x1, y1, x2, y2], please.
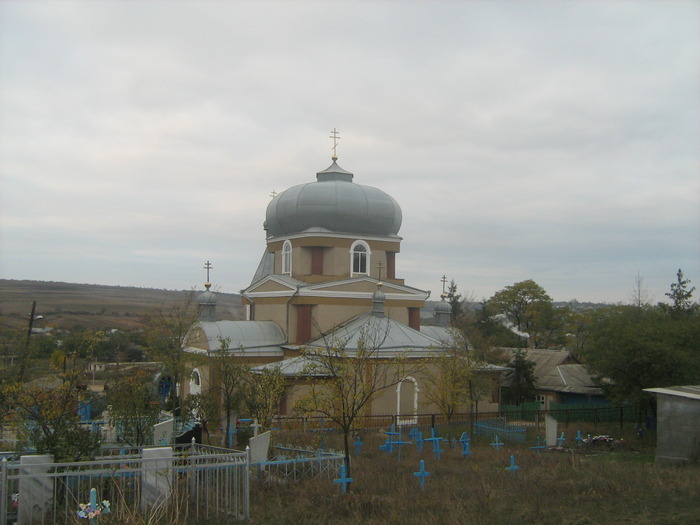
[184, 320, 285, 357]
[263, 159, 402, 238]
[301, 312, 444, 358]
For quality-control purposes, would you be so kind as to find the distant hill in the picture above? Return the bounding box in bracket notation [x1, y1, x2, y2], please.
[0, 279, 245, 331]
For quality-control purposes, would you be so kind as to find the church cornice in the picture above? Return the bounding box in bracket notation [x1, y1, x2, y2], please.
[266, 230, 402, 245]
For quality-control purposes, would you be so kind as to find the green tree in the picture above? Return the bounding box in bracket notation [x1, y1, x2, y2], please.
[207, 337, 248, 447]
[242, 367, 286, 432]
[662, 268, 697, 318]
[422, 326, 497, 422]
[107, 368, 161, 446]
[505, 349, 537, 405]
[6, 364, 100, 460]
[181, 392, 220, 445]
[581, 304, 700, 417]
[487, 280, 566, 348]
[447, 279, 464, 322]
[144, 293, 199, 416]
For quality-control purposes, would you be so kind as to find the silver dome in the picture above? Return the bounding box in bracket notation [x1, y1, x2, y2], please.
[264, 160, 402, 237]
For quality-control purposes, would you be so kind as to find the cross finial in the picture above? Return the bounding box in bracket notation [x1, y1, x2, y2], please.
[376, 260, 384, 282]
[203, 260, 213, 289]
[270, 189, 277, 199]
[329, 128, 340, 160]
[441, 275, 448, 295]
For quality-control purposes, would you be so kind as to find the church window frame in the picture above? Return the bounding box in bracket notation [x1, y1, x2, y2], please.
[282, 240, 292, 275]
[350, 240, 371, 277]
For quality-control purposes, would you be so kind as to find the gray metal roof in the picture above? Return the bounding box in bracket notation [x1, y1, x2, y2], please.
[645, 386, 700, 400]
[303, 313, 443, 357]
[263, 160, 402, 238]
[187, 320, 285, 356]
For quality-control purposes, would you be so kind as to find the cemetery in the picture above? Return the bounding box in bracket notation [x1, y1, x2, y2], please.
[2, 412, 699, 524]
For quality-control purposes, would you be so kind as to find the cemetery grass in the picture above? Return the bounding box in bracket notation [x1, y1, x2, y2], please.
[235, 432, 700, 525]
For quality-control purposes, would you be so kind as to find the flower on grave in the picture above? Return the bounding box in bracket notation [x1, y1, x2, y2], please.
[76, 500, 110, 519]
[11, 493, 19, 508]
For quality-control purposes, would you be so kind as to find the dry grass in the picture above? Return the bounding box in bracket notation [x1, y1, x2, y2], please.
[239, 430, 700, 525]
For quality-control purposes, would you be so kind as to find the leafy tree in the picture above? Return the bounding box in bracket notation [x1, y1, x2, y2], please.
[294, 320, 408, 481]
[662, 268, 697, 318]
[505, 349, 537, 405]
[181, 392, 220, 445]
[447, 279, 464, 322]
[487, 280, 567, 348]
[422, 326, 497, 421]
[107, 368, 161, 446]
[241, 367, 286, 432]
[207, 338, 248, 447]
[581, 304, 700, 417]
[144, 293, 199, 415]
[6, 363, 100, 460]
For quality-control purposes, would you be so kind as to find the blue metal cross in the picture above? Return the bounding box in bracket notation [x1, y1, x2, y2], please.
[413, 459, 430, 490]
[529, 436, 546, 455]
[459, 432, 472, 457]
[505, 455, 520, 474]
[384, 423, 401, 439]
[490, 435, 504, 450]
[576, 430, 583, 447]
[379, 438, 395, 453]
[557, 432, 566, 448]
[409, 428, 424, 452]
[354, 435, 364, 456]
[334, 464, 353, 494]
[432, 439, 444, 460]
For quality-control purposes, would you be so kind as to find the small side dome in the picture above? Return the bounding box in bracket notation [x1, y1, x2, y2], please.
[435, 298, 452, 314]
[434, 295, 452, 327]
[198, 287, 218, 306]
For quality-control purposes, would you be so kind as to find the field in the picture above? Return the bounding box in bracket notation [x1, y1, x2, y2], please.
[0, 279, 245, 331]
[239, 428, 699, 525]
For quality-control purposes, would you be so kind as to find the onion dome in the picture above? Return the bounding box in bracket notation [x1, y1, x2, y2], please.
[198, 283, 217, 322]
[372, 282, 386, 317]
[264, 160, 402, 238]
[434, 294, 452, 327]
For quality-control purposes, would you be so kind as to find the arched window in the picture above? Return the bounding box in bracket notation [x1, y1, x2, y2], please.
[190, 368, 202, 396]
[350, 240, 370, 276]
[282, 240, 292, 275]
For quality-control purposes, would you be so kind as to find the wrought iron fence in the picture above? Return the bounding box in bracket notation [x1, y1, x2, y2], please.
[0, 444, 249, 525]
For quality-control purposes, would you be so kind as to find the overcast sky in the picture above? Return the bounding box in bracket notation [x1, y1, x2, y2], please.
[1, 0, 698, 305]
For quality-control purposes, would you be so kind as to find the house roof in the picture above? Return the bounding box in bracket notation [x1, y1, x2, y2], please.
[501, 348, 602, 395]
[644, 385, 700, 401]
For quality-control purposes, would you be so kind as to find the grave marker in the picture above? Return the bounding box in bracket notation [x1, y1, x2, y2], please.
[490, 435, 504, 450]
[414, 459, 430, 490]
[354, 435, 364, 456]
[459, 432, 472, 457]
[334, 464, 353, 494]
[505, 455, 520, 474]
[529, 436, 546, 455]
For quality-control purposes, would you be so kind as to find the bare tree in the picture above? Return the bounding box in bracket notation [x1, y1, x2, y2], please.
[293, 319, 409, 480]
[629, 270, 653, 308]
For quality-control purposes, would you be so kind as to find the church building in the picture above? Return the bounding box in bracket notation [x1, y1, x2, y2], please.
[183, 136, 502, 420]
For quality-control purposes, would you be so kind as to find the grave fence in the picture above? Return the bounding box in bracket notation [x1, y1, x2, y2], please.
[271, 405, 640, 435]
[250, 445, 344, 484]
[0, 444, 249, 525]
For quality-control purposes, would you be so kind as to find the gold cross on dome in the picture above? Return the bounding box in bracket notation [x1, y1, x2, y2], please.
[329, 128, 340, 160]
[270, 189, 277, 199]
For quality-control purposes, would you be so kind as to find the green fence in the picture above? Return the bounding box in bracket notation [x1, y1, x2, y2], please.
[501, 402, 541, 421]
[548, 403, 638, 425]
